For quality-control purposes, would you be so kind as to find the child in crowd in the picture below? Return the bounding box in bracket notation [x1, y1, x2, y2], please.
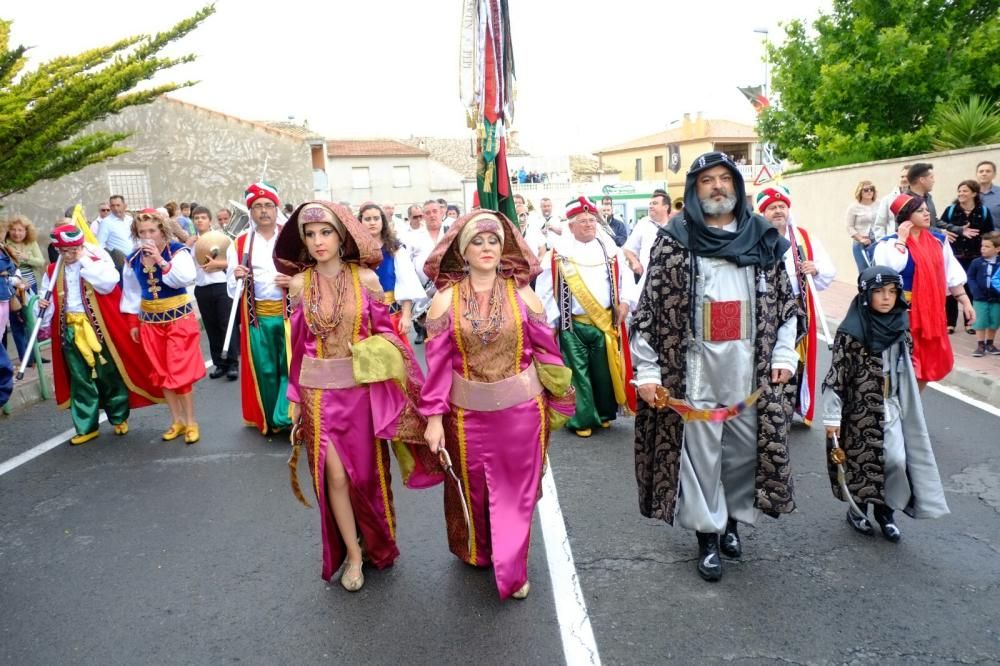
[822, 265, 949, 542]
[966, 231, 1000, 356]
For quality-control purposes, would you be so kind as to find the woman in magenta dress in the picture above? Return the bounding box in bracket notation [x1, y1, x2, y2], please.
[421, 210, 575, 600]
[275, 201, 437, 592]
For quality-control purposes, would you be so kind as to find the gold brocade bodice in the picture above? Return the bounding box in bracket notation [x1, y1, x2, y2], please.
[306, 268, 359, 360]
[455, 278, 522, 384]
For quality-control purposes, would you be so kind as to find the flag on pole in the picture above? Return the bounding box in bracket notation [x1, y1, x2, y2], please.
[71, 204, 99, 246]
[737, 85, 770, 114]
[460, 0, 519, 228]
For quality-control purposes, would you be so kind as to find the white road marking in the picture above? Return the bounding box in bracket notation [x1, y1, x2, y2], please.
[0, 415, 108, 477]
[0, 359, 213, 477]
[538, 465, 602, 666]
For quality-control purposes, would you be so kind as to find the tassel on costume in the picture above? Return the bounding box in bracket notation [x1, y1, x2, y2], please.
[287, 423, 311, 508]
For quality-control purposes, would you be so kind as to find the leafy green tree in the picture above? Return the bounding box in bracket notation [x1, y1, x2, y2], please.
[0, 5, 215, 199]
[759, 0, 1000, 170]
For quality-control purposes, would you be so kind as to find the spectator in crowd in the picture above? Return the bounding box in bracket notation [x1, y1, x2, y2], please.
[162, 202, 192, 244]
[92, 202, 112, 236]
[436, 198, 450, 228]
[538, 196, 564, 247]
[906, 163, 940, 230]
[97, 195, 136, 257]
[623, 189, 671, 290]
[3, 216, 46, 293]
[940, 180, 994, 334]
[976, 160, 1000, 224]
[445, 204, 460, 221]
[178, 202, 194, 236]
[846, 180, 880, 272]
[515, 203, 547, 258]
[283, 203, 294, 218]
[396, 203, 422, 242]
[216, 207, 232, 230]
[599, 196, 628, 247]
[382, 203, 396, 224]
[873, 194, 971, 389]
[874, 164, 911, 238]
[0, 220, 29, 366]
[191, 206, 238, 380]
[965, 231, 1000, 357]
[0, 341, 11, 409]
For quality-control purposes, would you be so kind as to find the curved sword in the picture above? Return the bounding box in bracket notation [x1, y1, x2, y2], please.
[438, 448, 473, 555]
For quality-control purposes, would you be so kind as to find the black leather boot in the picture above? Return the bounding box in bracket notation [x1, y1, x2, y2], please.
[720, 518, 742, 559]
[696, 532, 723, 582]
[846, 505, 874, 536]
[873, 504, 901, 543]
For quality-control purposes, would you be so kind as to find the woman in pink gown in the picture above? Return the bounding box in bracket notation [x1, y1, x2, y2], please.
[275, 202, 437, 592]
[421, 211, 575, 600]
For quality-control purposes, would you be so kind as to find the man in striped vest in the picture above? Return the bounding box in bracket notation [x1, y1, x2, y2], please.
[756, 185, 836, 427]
[227, 182, 293, 435]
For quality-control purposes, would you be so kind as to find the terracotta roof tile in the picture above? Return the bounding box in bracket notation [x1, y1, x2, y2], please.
[327, 139, 430, 157]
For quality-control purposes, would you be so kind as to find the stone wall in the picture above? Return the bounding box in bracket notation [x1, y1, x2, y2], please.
[1, 97, 313, 235]
[776, 143, 1000, 283]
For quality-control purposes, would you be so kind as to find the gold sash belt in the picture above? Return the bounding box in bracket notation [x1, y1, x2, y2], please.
[449, 365, 543, 412]
[298, 355, 357, 390]
[255, 299, 284, 317]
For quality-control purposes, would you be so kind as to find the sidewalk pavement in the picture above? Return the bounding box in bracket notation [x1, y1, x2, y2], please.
[819, 280, 1000, 405]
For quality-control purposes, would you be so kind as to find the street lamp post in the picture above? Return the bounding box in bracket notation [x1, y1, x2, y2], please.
[753, 27, 769, 98]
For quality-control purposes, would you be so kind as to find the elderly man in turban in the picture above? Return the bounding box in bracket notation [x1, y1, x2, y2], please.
[756, 185, 836, 427]
[227, 182, 294, 435]
[536, 196, 638, 438]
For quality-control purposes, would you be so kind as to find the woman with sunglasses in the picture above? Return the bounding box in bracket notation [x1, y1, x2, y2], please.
[846, 180, 879, 272]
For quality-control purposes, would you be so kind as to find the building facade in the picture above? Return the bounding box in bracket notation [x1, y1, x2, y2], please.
[595, 114, 764, 201]
[2, 97, 316, 233]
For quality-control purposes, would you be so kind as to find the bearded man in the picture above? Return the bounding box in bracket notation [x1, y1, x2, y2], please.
[632, 152, 802, 582]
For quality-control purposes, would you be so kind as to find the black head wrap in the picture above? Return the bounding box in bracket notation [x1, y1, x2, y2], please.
[662, 151, 789, 267]
[838, 265, 909, 353]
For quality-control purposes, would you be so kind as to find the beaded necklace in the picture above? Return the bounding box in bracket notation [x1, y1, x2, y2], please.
[463, 276, 505, 345]
[305, 266, 349, 338]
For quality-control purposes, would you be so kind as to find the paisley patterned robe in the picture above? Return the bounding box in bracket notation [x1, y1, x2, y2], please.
[632, 232, 803, 523]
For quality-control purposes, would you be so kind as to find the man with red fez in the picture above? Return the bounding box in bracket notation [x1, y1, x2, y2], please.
[121, 209, 204, 443]
[632, 152, 802, 582]
[40, 225, 162, 445]
[536, 196, 638, 437]
[226, 182, 293, 435]
[755, 185, 836, 426]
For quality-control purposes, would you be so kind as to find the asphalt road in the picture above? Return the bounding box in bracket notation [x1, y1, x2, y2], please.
[2, 341, 999, 665]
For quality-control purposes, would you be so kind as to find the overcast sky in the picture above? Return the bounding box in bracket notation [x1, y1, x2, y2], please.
[8, 0, 831, 155]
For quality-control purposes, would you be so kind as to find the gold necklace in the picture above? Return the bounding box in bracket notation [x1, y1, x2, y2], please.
[463, 277, 505, 345]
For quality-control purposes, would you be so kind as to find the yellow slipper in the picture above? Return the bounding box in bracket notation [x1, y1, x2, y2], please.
[162, 422, 187, 441]
[575, 428, 592, 438]
[600, 421, 611, 429]
[184, 423, 200, 445]
[113, 422, 129, 436]
[512, 581, 531, 600]
[70, 431, 99, 446]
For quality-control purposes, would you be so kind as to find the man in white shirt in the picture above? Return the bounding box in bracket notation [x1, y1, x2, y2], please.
[874, 164, 911, 239]
[192, 206, 237, 380]
[226, 182, 292, 435]
[408, 199, 448, 343]
[756, 185, 835, 427]
[623, 189, 671, 292]
[96, 194, 136, 256]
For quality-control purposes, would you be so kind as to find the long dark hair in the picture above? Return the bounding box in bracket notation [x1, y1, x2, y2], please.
[357, 202, 400, 253]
